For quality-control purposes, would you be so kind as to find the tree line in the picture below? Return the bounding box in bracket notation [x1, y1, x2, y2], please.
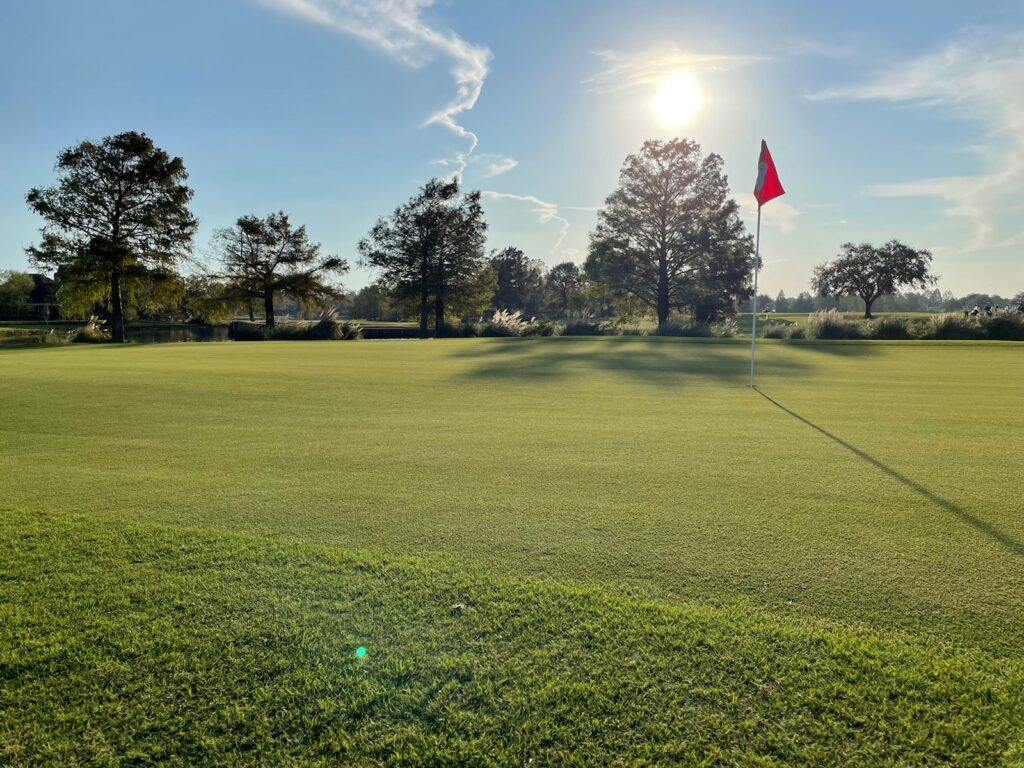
[13, 130, 989, 340]
[16, 133, 760, 340]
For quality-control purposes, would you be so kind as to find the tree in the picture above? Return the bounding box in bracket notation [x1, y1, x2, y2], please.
[545, 262, 583, 318]
[215, 212, 347, 327]
[448, 265, 497, 322]
[489, 247, 545, 316]
[180, 274, 237, 324]
[585, 139, 753, 329]
[790, 291, 815, 313]
[351, 284, 386, 321]
[359, 179, 487, 336]
[26, 132, 197, 342]
[811, 240, 935, 318]
[0, 271, 34, 319]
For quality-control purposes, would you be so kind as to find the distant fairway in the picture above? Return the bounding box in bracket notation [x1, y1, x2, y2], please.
[2, 338, 1023, 765]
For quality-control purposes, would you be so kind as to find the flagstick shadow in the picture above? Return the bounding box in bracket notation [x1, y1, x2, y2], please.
[754, 388, 1024, 558]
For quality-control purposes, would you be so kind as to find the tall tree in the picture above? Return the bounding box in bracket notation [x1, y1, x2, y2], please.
[0, 271, 34, 319]
[812, 240, 935, 318]
[585, 139, 753, 329]
[359, 179, 487, 336]
[489, 247, 545, 316]
[432, 183, 488, 329]
[545, 261, 584, 318]
[215, 212, 347, 327]
[351, 284, 386, 321]
[25, 132, 197, 342]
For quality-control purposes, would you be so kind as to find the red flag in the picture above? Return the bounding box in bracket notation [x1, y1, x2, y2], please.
[753, 140, 784, 207]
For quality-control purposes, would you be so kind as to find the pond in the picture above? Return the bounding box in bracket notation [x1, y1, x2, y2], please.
[127, 326, 232, 344]
[0, 325, 232, 346]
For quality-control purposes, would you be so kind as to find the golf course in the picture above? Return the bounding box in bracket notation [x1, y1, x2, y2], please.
[2, 337, 1022, 765]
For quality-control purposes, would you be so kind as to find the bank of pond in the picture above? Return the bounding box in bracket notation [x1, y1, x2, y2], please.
[2, 309, 1024, 346]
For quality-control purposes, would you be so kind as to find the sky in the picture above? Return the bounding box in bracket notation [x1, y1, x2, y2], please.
[2, 0, 1024, 296]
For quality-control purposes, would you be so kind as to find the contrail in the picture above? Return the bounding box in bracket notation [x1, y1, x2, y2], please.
[482, 192, 572, 258]
[258, 0, 490, 176]
[256, 0, 575, 255]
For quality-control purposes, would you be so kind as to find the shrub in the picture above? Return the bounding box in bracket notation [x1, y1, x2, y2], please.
[715, 318, 739, 338]
[806, 311, 865, 340]
[71, 317, 111, 344]
[480, 323, 518, 337]
[306, 309, 352, 340]
[228, 321, 265, 341]
[982, 313, 1024, 341]
[762, 324, 788, 339]
[437, 321, 477, 338]
[229, 315, 362, 341]
[338, 321, 363, 341]
[785, 325, 807, 340]
[869, 315, 914, 340]
[482, 309, 529, 337]
[619, 326, 649, 336]
[925, 313, 980, 340]
[262, 324, 309, 341]
[522, 320, 563, 337]
[655, 320, 712, 337]
[564, 320, 615, 336]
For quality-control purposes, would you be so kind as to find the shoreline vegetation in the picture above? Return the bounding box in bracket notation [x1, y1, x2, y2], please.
[4, 309, 1024, 346]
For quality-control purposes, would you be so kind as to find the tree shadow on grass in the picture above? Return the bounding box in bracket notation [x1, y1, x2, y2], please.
[756, 388, 1024, 557]
[451, 337, 880, 389]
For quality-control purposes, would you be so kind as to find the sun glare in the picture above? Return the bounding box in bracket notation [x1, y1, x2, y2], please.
[654, 70, 702, 127]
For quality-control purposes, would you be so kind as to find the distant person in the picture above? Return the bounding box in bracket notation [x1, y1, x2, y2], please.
[970, 305, 981, 316]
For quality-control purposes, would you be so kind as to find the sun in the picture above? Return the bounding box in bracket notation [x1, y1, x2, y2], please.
[653, 70, 702, 127]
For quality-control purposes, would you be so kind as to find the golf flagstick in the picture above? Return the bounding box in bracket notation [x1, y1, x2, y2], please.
[750, 205, 761, 387]
[750, 140, 785, 388]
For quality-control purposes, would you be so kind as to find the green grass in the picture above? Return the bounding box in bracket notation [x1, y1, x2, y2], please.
[2, 337, 1024, 764]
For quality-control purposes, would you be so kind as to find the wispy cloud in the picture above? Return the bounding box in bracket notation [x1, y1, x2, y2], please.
[783, 37, 859, 61]
[433, 153, 518, 178]
[257, 0, 492, 176]
[473, 154, 519, 178]
[809, 31, 1024, 251]
[482, 157, 518, 177]
[482, 192, 572, 257]
[585, 46, 764, 94]
[736, 193, 801, 235]
[257, 1, 586, 258]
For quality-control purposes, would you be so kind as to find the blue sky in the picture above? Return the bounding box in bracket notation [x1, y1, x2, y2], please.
[2, 0, 1023, 295]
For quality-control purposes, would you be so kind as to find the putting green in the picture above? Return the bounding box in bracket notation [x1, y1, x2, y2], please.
[2, 338, 1023, 764]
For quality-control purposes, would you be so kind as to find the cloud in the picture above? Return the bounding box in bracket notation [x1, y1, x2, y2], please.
[783, 37, 858, 61]
[482, 192, 572, 257]
[433, 153, 518, 178]
[258, 1, 585, 256]
[257, 0, 492, 176]
[472, 154, 519, 178]
[809, 31, 1024, 251]
[736, 193, 801, 235]
[585, 46, 764, 94]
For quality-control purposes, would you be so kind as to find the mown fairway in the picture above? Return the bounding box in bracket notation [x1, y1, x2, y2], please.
[2, 338, 1023, 765]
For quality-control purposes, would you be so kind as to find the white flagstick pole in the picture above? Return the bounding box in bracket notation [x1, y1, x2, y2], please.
[749, 204, 762, 388]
